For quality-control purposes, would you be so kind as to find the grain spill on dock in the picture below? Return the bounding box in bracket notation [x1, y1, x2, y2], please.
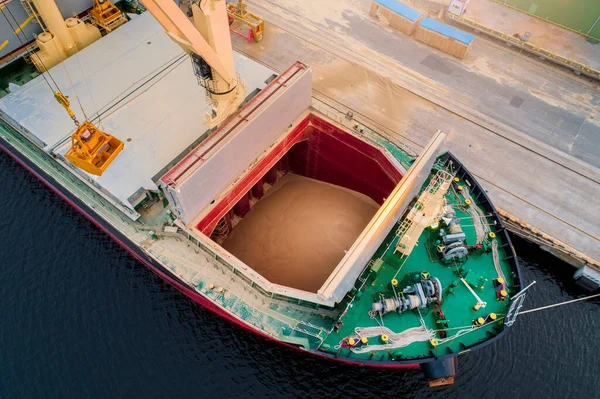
[311, 58, 436, 130]
[463, 54, 519, 86]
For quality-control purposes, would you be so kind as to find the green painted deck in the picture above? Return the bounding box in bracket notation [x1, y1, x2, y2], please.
[316, 166, 516, 361]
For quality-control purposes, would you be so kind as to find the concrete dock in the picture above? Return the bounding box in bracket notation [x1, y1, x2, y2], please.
[231, 0, 600, 269]
[463, 0, 600, 71]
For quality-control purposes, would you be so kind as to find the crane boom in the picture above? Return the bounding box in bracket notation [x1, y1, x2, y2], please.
[140, 0, 245, 126]
[48, 1, 243, 175]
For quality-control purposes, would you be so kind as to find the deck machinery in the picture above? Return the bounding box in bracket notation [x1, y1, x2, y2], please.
[0, 1, 521, 387]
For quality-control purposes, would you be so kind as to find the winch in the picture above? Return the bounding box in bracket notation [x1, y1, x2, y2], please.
[371, 276, 443, 316]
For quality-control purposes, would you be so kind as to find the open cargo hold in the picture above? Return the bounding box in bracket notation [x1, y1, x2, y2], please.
[206, 111, 405, 293]
[221, 173, 379, 293]
[160, 63, 450, 306]
[369, 0, 423, 36]
[415, 18, 475, 59]
[190, 110, 406, 298]
[194, 113, 403, 236]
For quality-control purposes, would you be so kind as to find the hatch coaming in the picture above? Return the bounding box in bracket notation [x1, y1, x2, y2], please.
[158, 61, 425, 307]
[196, 112, 407, 298]
[159, 62, 313, 224]
[166, 111, 415, 307]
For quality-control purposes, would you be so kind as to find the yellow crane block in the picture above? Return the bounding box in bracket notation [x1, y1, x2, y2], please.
[54, 91, 123, 176]
[64, 121, 124, 176]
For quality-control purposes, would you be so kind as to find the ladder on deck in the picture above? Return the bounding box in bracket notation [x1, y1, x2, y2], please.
[19, 0, 46, 31]
[395, 217, 413, 240]
[426, 169, 453, 195]
[18, 0, 46, 64]
[394, 169, 454, 255]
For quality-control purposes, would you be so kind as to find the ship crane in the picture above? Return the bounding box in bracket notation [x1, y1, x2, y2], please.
[140, 0, 246, 127]
[51, 0, 245, 176]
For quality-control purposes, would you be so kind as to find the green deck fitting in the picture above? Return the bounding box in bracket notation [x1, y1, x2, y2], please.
[362, 128, 414, 167]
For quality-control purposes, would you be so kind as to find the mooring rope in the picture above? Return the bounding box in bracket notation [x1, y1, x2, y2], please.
[348, 326, 435, 354]
[520, 293, 600, 315]
[492, 239, 506, 281]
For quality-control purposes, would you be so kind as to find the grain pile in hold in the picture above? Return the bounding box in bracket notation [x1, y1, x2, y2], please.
[223, 173, 379, 292]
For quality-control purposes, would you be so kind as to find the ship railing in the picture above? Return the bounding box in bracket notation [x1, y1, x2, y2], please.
[178, 224, 332, 312]
[505, 281, 536, 326]
[292, 320, 327, 342]
[505, 293, 525, 327]
[20, 0, 47, 32]
[159, 247, 306, 331]
[164, 231, 340, 336]
[310, 95, 421, 159]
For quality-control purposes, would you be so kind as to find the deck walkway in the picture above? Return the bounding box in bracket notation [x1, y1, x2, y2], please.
[231, 0, 600, 270]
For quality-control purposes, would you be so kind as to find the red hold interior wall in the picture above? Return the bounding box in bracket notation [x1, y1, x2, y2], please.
[196, 113, 403, 236]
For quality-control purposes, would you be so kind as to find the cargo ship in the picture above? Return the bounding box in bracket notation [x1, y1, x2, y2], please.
[0, 1, 521, 386]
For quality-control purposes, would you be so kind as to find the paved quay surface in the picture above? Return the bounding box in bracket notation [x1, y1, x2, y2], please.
[232, 0, 600, 267]
[411, 0, 600, 70]
[252, 0, 600, 169]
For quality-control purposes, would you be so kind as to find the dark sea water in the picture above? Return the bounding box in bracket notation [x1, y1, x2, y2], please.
[1, 151, 599, 399]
